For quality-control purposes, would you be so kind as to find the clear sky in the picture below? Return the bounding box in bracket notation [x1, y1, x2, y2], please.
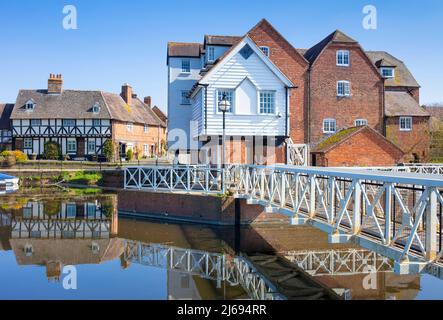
[1, 0, 442, 113]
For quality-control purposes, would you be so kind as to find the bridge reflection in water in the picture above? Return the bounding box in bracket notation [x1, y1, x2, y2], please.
[0, 192, 423, 300]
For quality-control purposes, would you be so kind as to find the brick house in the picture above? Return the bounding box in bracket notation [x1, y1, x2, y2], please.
[367, 52, 431, 162]
[0, 103, 13, 151]
[9, 75, 166, 160]
[312, 126, 404, 167]
[302, 31, 385, 145]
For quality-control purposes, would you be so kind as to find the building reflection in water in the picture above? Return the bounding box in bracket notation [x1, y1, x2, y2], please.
[0, 193, 423, 300]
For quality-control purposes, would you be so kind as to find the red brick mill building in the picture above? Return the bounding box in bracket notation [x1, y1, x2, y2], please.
[167, 19, 431, 167]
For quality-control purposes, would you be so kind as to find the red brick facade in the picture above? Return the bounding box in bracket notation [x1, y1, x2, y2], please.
[248, 20, 309, 145]
[309, 44, 384, 144]
[313, 127, 404, 167]
[385, 116, 431, 162]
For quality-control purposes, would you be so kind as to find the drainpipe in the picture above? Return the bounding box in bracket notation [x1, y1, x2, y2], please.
[307, 65, 312, 165]
[381, 79, 386, 136]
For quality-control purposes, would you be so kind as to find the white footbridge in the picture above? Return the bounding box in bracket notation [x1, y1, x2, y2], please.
[124, 164, 443, 279]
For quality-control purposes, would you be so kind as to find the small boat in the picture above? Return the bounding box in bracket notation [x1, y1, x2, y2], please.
[0, 173, 19, 193]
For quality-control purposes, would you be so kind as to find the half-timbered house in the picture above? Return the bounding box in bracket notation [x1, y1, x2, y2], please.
[0, 103, 13, 151]
[10, 75, 166, 160]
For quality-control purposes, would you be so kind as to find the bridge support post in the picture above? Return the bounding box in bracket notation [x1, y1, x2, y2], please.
[352, 181, 362, 234]
[384, 184, 393, 245]
[309, 175, 316, 218]
[328, 177, 335, 223]
[426, 188, 438, 261]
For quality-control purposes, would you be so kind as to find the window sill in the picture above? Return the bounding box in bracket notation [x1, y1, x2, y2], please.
[400, 129, 412, 132]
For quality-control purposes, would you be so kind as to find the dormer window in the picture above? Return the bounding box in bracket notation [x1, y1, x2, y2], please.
[336, 50, 350, 66]
[260, 46, 270, 57]
[381, 67, 395, 78]
[92, 102, 101, 114]
[25, 100, 35, 111]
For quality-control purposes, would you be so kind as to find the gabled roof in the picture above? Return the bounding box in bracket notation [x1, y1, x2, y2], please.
[167, 42, 202, 58]
[204, 35, 242, 46]
[247, 19, 309, 66]
[152, 106, 167, 123]
[11, 89, 165, 127]
[304, 30, 358, 64]
[198, 36, 294, 88]
[366, 51, 420, 88]
[385, 91, 429, 117]
[0, 103, 14, 130]
[313, 126, 404, 155]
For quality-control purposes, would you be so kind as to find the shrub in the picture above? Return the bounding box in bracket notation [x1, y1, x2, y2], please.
[126, 149, 133, 161]
[0, 150, 27, 163]
[43, 141, 61, 160]
[103, 139, 114, 162]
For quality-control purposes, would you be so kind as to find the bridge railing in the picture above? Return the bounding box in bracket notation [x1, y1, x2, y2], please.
[354, 165, 443, 175]
[233, 165, 443, 266]
[124, 165, 224, 194]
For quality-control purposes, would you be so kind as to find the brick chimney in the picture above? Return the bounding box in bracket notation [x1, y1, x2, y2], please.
[48, 74, 63, 94]
[121, 83, 132, 106]
[144, 96, 152, 108]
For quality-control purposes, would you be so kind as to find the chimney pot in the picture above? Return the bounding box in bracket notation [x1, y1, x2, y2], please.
[144, 96, 152, 108]
[48, 73, 63, 94]
[121, 83, 133, 105]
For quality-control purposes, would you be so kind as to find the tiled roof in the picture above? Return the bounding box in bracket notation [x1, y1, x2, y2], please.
[11, 90, 165, 126]
[152, 106, 167, 123]
[313, 126, 404, 155]
[366, 51, 420, 88]
[102, 93, 166, 127]
[204, 35, 242, 46]
[167, 42, 202, 58]
[0, 103, 13, 129]
[304, 30, 358, 64]
[385, 91, 429, 117]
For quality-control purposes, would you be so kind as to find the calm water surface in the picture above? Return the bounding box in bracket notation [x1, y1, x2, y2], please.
[1, 189, 443, 300]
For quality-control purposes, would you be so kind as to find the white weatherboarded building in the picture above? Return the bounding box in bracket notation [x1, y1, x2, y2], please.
[167, 36, 294, 164]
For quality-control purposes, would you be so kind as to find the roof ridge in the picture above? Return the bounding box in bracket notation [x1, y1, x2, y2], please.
[99, 91, 115, 119]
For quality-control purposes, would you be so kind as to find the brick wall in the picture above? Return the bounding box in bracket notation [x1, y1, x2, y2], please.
[117, 190, 288, 225]
[385, 116, 431, 162]
[112, 120, 166, 158]
[248, 21, 309, 145]
[315, 129, 403, 167]
[310, 44, 384, 144]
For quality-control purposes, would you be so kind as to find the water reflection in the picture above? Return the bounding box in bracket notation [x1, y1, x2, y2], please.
[0, 191, 440, 300]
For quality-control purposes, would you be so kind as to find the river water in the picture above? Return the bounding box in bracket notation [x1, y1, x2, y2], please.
[0, 189, 442, 300]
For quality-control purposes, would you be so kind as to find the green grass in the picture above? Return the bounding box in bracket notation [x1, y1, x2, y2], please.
[61, 171, 103, 185]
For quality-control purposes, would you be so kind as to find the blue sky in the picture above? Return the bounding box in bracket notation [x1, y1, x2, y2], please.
[0, 0, 442, 112]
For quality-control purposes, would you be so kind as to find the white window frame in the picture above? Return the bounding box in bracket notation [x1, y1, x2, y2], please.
[24, 138, 33, 149]
[127, 122, 134, 132]
[400, 117, 412, 131]
[216, 89, 235, 114]
[92, 103, 100, 114]
[87, 139, 96, 154]
[336, 50, 350, 67]
[181, 59, 191, 74]
[25, 100, 35, 111]
[66, 138, 77, 154]
[323, 118, 337, 134]
[207, 47, 215, 62]
[260, 46, 270, 57]
[381, 67, 395, 78]
[144, 124, 149, 133]
[337, 81, 351, 97]
[259, 91, 276, 115]
[355, 119, 368, 127]
[181, 91, 191, 105]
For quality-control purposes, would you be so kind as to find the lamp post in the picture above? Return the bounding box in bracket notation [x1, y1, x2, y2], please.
[218, 93, 231, 193]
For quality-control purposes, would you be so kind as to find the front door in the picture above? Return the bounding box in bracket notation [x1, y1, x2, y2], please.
[77, 138, 85, 157]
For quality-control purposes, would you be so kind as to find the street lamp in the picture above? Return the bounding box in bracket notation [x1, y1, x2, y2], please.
[218, 93, 231, 192]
